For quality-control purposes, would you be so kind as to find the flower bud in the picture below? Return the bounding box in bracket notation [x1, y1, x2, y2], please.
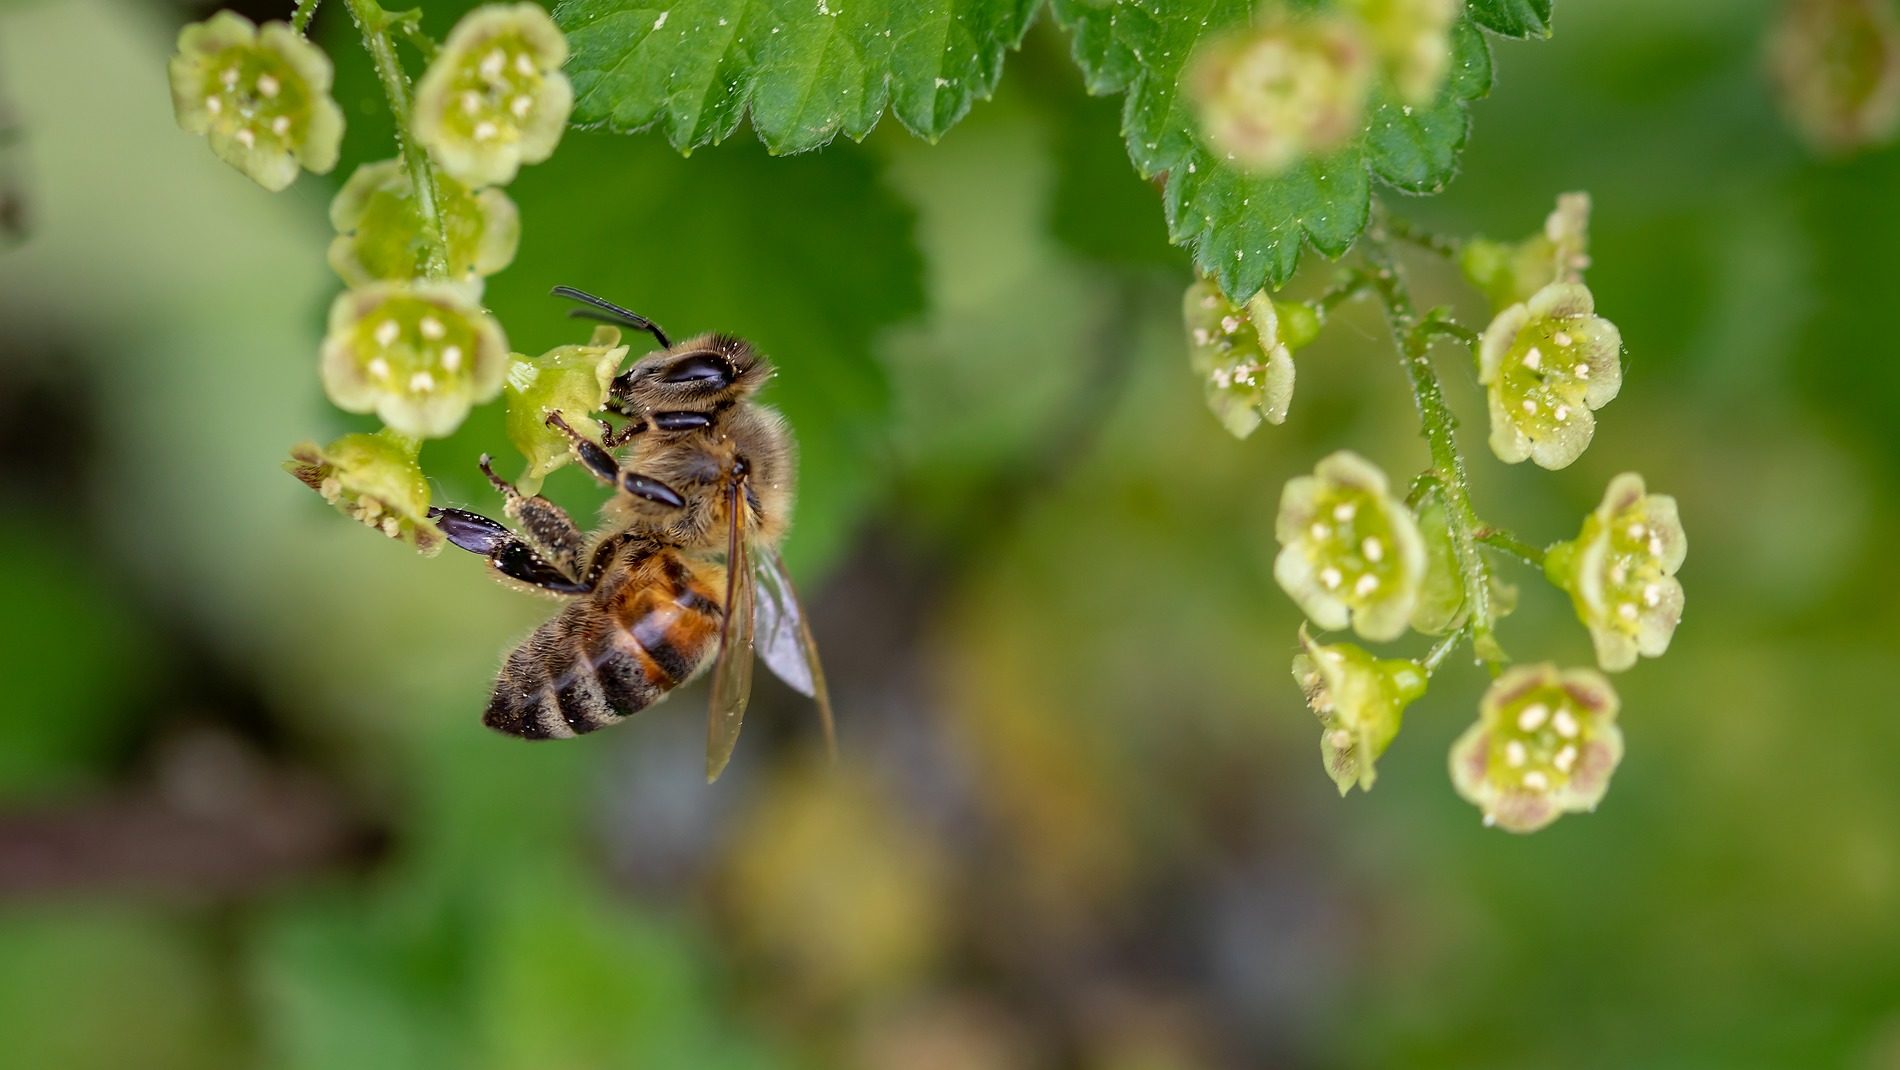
[1450, 664, 1623, 832]
[1343, 0, 1461, 105]
[168, 12, 344, 191]
[1546, 473, 1687, 672]
[1293, 629, 1426, 794]
[1459, 192, 1592, 310]
[1769, 0, 1900, 154]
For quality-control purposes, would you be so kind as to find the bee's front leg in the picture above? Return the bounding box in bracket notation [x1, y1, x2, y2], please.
[545, 411, 686, 509]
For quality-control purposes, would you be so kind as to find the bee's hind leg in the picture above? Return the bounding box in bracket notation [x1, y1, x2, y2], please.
[429, 505, 592, 595]
[473, 453, 591, 576]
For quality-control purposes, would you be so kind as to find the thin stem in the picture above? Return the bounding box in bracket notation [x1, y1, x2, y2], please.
[343, 0, 449, 279]
[388, 9, 440, 61]
[1476, 528, 1547, 569]
[1421, 625, 1468, 674]
[1385, 215, 1463, 260]
[1313, 270, 1373, 317]
[1418, 317, 1478, 347]
[1361, 226, 1503, 670]
[291, 0, 322, 35]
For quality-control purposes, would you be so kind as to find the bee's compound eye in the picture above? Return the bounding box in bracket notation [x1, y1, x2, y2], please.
[661, 353, 734, 386]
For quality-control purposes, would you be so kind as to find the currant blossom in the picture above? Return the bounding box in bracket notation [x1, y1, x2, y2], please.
[1545, 473, 1687, 672]
[504, 326, 631, 494]
[1274, 451, 1426, 641]
[1460, 192, 1592, 310]
[319, 282, 509, 438]
[1183, 279, 1318, 437]
[168, 12, 343, 191]
[1344, 0, 1461, 105]
[1188, 15, 1374, 172]
[1451, 664, 1623, 833]
[413, 3, 573, 187]
[1478, 282, 1622, 470]
[285, 429, 441, 554]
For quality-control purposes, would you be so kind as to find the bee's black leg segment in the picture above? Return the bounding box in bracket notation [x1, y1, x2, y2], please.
[621, 472, 685, 509]
[545, 411, 621, 486]
[492, 542, 591, 594]
[601, 416, 646, 447]
[429, 507, 513, 556]
[477, 453, 517, 498]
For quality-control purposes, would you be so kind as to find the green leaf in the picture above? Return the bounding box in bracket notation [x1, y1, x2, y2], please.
[555, 0, 1040, 154]
[1465, 0, 1553, 39]
[1050, 1, 1496, 299]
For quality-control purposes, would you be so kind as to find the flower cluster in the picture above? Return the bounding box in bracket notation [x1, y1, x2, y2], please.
[1344, 0, 1461, 105]
[169, 12, 343, 191]
[1182, 279, 1317, 438]
[1216, 192, 1678, 833]
[168, 3, 591, 550]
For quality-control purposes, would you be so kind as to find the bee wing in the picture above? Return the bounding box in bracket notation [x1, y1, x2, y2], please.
[752, 546, 838, 762]
[706, 478, 756, 783]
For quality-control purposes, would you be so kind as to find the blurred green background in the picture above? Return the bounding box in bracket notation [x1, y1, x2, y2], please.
[3, 0, 1898, 1066]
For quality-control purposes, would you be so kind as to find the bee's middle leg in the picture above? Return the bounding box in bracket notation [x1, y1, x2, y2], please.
[545, 411, 686, 509]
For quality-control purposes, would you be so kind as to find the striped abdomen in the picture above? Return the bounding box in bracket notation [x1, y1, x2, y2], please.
[483, 548, 724, 739]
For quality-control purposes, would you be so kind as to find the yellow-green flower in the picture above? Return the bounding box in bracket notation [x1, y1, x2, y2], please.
[285, 430, 441, 554]
[1450, 664, 1623, 833]
[1344, 0, 1462, 105]
[328, 159, 520, 290]
[413, 3, 573, 187]
[504, 326, 631, 494]
[1546, 473, 1687, 672]
[319, 281, 509, 438]
[1478, 281, 1622, 470]
[1274, 451, 1426, 641]
[168, 12, 344, 191]
[1183, 279, 1317, 437]
[1187, 15, 1373, 173]
[1292, 629, 1426, 794]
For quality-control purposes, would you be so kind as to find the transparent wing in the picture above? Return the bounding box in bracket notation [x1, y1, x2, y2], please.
[753, 547, 838, 761]
[705, 478, 755, 783]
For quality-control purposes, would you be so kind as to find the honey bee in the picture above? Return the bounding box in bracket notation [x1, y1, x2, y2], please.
[429, 287, 835, 781]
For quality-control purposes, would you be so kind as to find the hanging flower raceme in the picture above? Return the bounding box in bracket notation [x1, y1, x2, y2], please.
[1478, 282, 1622, 470]
[1187, 15, 1373, 173]
[1451, 664, 1623, 832]
[285, 429, 442, 554]
[1293, 629, 1426, 794]
[1546, 473, 1687, 672]
[328, 159, 520, 290]
[320, 281, 509, 439]
[413, 3, 573, 187]
[1343, 0, 1461, 106]
[1274, 451, 1427, 641]
[1461, 192, 1592, 310]
[504, 326, 631, 495]
[168, 11, 344, 191]
[1182, 279, 1318, 437]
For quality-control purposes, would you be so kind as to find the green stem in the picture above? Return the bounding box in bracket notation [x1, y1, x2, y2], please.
[1385, 215, 1464, 260]
[291, 0, 322, 35]
[1362, 227, 1503, 670]
[343, 0, 449, 280]
[1421, 625, 1467, 674]
[1313, 270, 1373, 317]
[1476, 527, 1547, 568]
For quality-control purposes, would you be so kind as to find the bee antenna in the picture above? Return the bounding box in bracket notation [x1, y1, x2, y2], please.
[550, 286, 671, 348]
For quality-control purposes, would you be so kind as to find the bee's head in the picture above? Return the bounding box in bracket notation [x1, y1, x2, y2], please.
[614, 334, 770, 415]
